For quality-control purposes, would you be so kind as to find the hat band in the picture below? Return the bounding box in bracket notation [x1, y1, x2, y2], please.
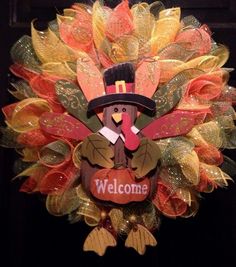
[106, 82, 134, 94]
[87, 93, 156, 112]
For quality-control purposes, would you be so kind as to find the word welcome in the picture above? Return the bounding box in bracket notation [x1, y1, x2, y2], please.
[94, 178, 149, 195]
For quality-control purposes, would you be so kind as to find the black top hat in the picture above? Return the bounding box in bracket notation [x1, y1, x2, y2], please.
[87, 63, 156, 112]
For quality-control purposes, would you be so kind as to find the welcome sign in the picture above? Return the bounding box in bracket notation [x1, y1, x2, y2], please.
[90, 169, 150, 204]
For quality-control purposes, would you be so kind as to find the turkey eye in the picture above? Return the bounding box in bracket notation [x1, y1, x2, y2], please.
[114, 107, 118, 112]
[122, 108, 126, 112]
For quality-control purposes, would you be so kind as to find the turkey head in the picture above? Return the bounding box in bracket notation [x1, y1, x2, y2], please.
[102, 103, 140, 168]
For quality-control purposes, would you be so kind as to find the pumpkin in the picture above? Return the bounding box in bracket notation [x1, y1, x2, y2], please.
[90, 168, 150, 204]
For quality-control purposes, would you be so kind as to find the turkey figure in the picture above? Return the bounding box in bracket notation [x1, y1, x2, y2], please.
[80, 63, 158, 205]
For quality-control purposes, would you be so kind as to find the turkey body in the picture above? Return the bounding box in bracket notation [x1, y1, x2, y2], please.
[80, 103, 158, 204]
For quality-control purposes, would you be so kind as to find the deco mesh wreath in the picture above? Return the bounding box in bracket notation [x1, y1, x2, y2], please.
[2, 0, 236, 256]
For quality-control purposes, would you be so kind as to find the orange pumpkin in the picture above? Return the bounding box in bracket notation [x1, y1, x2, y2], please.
[90, 168, 150, 204]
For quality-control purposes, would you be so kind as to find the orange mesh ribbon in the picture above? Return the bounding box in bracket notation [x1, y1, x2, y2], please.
[39, 162, 79, 194]
[17, 129, 53, 147]
[196, 166, 218, 193]
[105, 0, 134, 41]
[30, 74, 65, 113]
[175, 27, 212, 57]
[58, 6, 93, 52]
[194, 145, 223, 166]
[19, 165, 49, 193]
[2, 98, 51, 133]
[186, 74, 223, 100]
[10, 63, 38, 81]
[152, 181, 188, 217]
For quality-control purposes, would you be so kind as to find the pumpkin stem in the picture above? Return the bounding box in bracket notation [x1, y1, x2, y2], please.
[114, 163, 125, 169]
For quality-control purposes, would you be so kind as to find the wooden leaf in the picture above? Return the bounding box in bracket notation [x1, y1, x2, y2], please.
[125, 224, 157, 255]
[81, 134, 114, 168]
[83, 227, 117, 256]
[55, 80, 102, 132]
[132, 138, 161, 178]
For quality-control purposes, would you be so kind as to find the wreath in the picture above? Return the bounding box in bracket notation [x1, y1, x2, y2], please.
[1, 0, 236, 255]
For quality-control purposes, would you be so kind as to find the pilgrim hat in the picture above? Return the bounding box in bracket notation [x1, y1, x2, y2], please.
[87, 63, 156, 112]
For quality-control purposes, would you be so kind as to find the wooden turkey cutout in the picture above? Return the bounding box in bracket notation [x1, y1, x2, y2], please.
[80, 63, 158, 205]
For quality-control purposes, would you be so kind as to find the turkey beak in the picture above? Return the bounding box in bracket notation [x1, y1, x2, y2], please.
[112, 113, 122, 124]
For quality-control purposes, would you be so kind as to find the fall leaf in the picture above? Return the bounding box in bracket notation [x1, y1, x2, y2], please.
[81, 133, 114, 168]
[132, 138, 160, 178]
